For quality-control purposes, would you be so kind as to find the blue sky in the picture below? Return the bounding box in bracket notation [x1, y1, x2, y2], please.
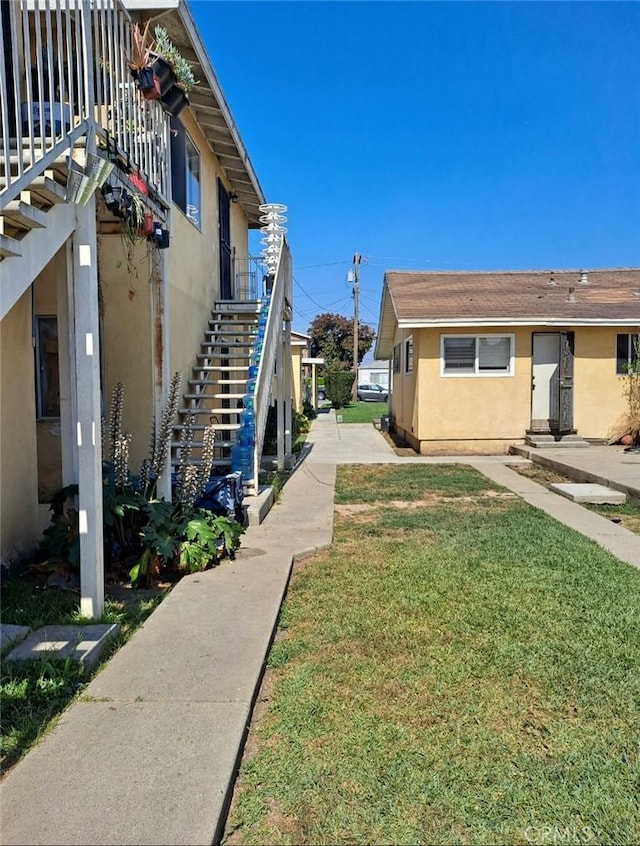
[189, 1, 640, 338]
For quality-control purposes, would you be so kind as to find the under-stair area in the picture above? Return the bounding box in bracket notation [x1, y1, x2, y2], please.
[171, 301, 260, 485]
[0, 144, 77, 319]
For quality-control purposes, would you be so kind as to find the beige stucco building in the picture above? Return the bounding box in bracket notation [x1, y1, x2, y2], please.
[0, 0, 293, 616]
[375, 269, 640, 454]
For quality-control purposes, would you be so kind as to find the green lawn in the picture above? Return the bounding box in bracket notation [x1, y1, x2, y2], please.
[337, 401, 388, 424]
[224, 464, 640, 846]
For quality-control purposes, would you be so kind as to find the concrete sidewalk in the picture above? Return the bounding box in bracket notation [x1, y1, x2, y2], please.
[1, 411, 638, 845]
[511, 443, 640, 502]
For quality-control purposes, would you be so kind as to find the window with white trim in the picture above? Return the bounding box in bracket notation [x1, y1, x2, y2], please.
[616, 333, 639, 374]
[441, 334, 514, 376]
[404, 336, 413, 374]
[170, 118, 201, 229]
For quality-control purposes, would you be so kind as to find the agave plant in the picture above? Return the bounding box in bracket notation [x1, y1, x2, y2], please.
[127, 21, 155, 73]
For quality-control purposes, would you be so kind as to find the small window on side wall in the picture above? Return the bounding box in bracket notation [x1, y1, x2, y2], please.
[404, 336, 413, 374]
[393, 343, 401, 374]
[616, 333, 640, 374]
[170, 118, 201, 229]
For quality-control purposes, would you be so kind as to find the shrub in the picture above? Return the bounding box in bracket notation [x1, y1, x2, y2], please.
[325, 370, 355, 409]
[302, 400, 317, 420]
[40, 378, 244, 588]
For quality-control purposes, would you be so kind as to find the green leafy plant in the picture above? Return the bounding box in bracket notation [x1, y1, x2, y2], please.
[325, 369, 356, 409]
[38, 485, 80, 575]
[129, 502, 243, 586]
[302, 400, 317, 420]
[39, 375, 244, 588]
[153, 26, 198, 92]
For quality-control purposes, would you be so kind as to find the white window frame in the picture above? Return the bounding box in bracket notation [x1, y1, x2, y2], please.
[440, 334, 515, 377]
[404, 336, 413, 374]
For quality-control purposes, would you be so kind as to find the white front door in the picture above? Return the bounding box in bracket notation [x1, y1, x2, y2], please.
[531, 333, 560, 430]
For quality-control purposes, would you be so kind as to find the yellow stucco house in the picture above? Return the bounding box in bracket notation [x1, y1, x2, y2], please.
[0, 0, 294, 616]
[375, 268, 640, 455]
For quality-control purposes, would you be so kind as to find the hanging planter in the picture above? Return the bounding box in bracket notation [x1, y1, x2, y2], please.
[141, 211, 155, 238]
[129, 172, 148, 195]
[151, 56, 175, 95]
[159, 83, 189, 118]
[135, 66, 161, 99]
[153, 221, 170, 249]
[101, 182, 123, 215]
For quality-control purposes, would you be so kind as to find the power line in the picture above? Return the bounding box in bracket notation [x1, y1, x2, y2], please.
[296, 259, 352, 270]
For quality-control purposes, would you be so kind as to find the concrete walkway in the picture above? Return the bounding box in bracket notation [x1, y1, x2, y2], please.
[1, 412, 639, 845]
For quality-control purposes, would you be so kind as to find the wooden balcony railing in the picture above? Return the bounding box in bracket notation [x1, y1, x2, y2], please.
[0, 0, 170, 209]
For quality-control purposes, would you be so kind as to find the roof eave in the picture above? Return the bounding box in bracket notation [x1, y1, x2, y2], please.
[396, 317, 640, 328]
[178, 4, 266, 224]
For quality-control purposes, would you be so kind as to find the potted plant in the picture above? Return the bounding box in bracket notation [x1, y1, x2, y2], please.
[127, 21, 160, 100]
[152, 26, 198, 117]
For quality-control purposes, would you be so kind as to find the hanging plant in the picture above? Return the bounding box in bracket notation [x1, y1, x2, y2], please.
[153, 26, 198, 93]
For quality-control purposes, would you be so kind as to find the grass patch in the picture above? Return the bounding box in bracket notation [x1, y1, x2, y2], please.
[224, 465, 640, 846]
[335, 463, 502, 504]
[336, 402, 388, 424]
[513, 463, 640, 535]
[1, 577, 166, 774]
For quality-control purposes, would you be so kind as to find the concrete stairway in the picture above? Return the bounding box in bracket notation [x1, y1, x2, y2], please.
[171, 300, 259, 475]
[0, 142, 76, 318]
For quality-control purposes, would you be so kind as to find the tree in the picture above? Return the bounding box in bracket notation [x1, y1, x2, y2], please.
[308, 312, 375, 370]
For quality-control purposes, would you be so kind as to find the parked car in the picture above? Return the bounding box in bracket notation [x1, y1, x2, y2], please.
[317, 388, 326, 402]
[357, 383, 388, 402]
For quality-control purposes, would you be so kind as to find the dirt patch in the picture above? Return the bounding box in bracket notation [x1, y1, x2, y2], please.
[381, 430, 420, 456]
[335, 492, 516, 516]
[511, 463, 572, 486]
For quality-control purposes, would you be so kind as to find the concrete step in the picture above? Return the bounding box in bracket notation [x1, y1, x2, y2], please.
[0, 232, 22, 258]
[174, 422, 240, 432]
[183, 392, 245, 401]
[171, 457, 232, 468]
[201, 340, 253, 348]
[179, 407, 242, 416]
[189, 379, 247, 387]
[549, 483, 627, 504]
[525, 434, 590, 448]
[4, 624, 119, 670]
[1, 200, 48, 232]
[196, 353, 251, 361]
[193, 366, 249, 373]
[204, 320, 256, 338]
[171, 440, 234, 451]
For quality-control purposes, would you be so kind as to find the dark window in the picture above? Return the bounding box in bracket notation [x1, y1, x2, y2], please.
[35, 317, 60, 417]
[616, 333, 640, 374]
[393, 343, 401, 374]
[170, 118, 201, 228]
[404, 337, 413, 374]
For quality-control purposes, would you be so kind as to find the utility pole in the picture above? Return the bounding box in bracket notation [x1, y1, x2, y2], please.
[348, 253, 361, 402]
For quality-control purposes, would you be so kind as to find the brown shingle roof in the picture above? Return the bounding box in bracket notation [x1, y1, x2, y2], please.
[386, 269, 640, 323]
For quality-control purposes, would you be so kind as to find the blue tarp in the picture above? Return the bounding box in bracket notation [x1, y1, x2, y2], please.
[194, 472, 244, 522]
